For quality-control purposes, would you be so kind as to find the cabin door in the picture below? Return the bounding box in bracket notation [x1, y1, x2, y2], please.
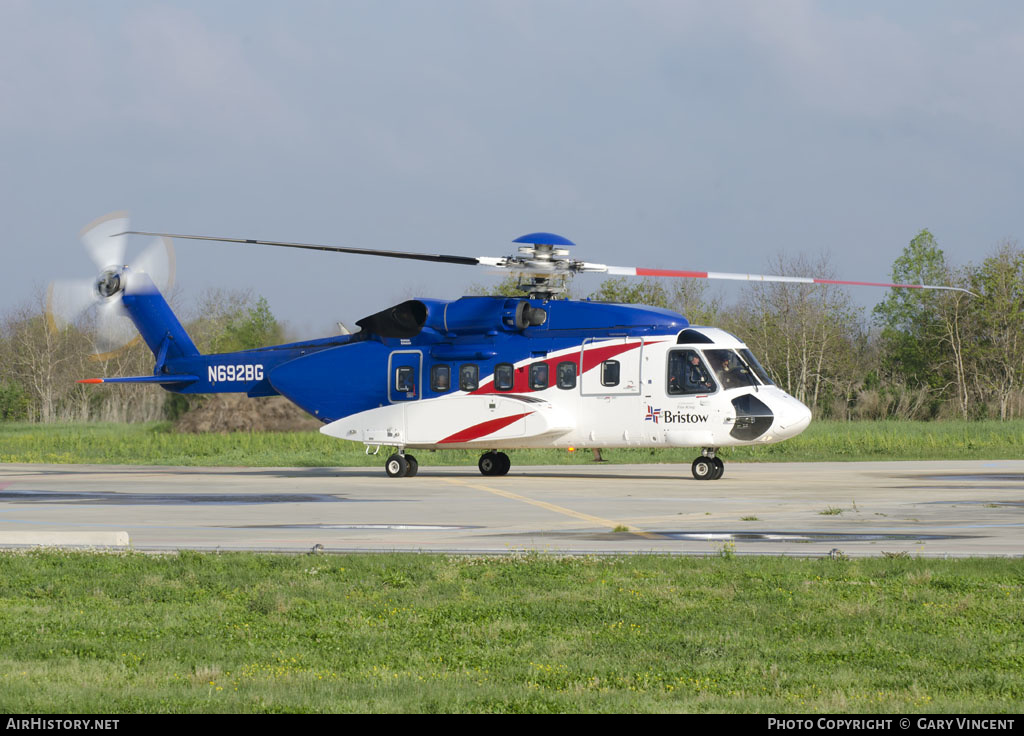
[580, 338, 644, 396]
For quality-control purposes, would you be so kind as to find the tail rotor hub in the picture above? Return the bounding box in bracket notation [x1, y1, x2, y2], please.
[47, 212, 175, 357]
[96, 268, 125, 299]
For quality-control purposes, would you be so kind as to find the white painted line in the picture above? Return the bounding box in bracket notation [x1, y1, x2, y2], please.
[0, 531, 130, 547]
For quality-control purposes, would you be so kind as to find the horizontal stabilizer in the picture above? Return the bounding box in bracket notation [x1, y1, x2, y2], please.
[78, 375, 199, 385]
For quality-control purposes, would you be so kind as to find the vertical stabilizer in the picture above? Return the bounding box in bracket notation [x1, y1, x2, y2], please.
[120, 271, 200, 362]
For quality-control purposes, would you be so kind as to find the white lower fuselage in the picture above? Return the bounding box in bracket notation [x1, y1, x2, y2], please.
[321, 328, 812, 452]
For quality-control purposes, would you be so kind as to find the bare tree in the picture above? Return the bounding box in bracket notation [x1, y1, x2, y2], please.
[729, 252, 863, 412]
[968, 242, 1024, 419]
[933, 271, 974, 419]
[2, 294, 91, 422]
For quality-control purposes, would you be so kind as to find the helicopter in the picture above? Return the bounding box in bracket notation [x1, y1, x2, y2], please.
[50, 212, 971, 481]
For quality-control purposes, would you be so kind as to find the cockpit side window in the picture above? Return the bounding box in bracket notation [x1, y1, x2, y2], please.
[667, 349, 716, 395]
[705, 349, 758, 389]
[739, 349, 774, 386]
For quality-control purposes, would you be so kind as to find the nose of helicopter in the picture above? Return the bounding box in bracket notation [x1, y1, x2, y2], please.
[774, 395, 812, 439]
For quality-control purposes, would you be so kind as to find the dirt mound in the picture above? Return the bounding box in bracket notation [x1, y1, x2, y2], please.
[174, 394, 321, 433]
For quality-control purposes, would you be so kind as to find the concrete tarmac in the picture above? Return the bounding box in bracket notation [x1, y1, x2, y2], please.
[1, 460, 1022, 557]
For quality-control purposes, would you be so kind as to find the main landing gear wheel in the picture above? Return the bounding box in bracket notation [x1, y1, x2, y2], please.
[385, 453, 415, 478]
[385, 454, 407, 478]
[691, 457, 714, 481]
[478, 451, 510, 476]
[385, 453, 419, 477]
[691, 455, 725, 480]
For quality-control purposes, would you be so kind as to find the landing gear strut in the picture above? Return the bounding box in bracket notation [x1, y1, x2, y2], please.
[478, 451, 511, 476]
[385, 452, 418, 477]
[691, 449, 724, 481]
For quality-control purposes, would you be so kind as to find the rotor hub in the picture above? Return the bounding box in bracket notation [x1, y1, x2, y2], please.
[507, 233, 578, 300]
[96, 268, 125, 299]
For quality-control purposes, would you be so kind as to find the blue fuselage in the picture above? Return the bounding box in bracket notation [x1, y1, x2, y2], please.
[156, 296, 689, 423]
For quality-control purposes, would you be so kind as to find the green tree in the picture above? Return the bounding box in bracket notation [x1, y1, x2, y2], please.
[222, 296, 282, 351]
[587, 277, 720, 324]
[588, 277, 670, 307]
[0, 380, 31, 421]
[188, 291, 284, 354]
[872, 229, 954, 405]
[968, 242, 1024, 419]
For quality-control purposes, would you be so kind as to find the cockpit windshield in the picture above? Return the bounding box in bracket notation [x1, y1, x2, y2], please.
[739, 348, 774, 386]
[704, 349, 759, 389]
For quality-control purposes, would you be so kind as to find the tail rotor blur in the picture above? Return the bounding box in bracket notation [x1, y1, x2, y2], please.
[46, 212, 175, 358]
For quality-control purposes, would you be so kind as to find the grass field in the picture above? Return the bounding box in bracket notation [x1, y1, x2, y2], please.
[0, 551, 1021, 713]
[1, 419, 1023, 467]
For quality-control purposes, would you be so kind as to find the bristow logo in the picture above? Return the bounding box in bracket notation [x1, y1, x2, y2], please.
[645, 407, 709, 424]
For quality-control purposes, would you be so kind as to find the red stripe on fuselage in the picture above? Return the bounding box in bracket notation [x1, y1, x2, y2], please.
[471, 340, 652, 395]
[438, 412, 534, 444]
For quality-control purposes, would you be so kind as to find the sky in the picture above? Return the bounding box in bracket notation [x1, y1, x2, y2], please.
[2, 1, 1023, 338]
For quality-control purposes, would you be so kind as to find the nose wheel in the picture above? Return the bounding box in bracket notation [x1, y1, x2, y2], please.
[691, 454, 724, 480]
[478, 451, 511, 476]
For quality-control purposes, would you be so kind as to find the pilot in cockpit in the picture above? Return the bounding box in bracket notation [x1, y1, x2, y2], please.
[668, 350, 714, 394]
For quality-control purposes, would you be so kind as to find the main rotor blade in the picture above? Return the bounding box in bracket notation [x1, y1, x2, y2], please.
[120, 231, 482, 267]
[597, 265, 977, 295]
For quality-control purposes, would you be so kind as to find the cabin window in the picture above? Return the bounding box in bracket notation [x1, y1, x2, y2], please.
[667, 349, 715, 395]
[459, 364, 479, 391]
[395, 366, 416, 394]
[601, 360, 620, 387]
[557, 361, 577, 389]
[431, 364, 450, 392]
[494, 363, 514, 391]
[529, 363, 549, 390]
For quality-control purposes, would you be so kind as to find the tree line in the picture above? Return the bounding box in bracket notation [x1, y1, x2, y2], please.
[498, 230, 1024, 421]
[0, 290, 281, 423]
[1, 230, 1021, 423]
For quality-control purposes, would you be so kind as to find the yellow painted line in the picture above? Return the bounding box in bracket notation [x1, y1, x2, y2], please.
[443, 477, 662, 540]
